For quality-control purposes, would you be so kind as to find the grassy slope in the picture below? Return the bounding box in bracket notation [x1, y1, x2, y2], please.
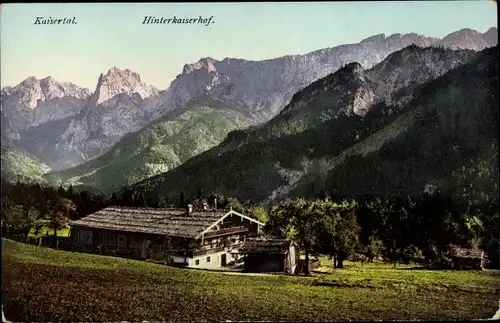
[3, 238, 500, 322]
[1, 147, 50, 183]
[133, 109, 400, 203]
[44, 104, 248, 193]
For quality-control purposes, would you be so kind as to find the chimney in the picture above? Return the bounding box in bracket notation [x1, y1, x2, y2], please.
[186, 204, 193, 215]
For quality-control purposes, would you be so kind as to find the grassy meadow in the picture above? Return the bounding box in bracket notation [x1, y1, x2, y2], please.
[2, 238, 499, 322]
[28, 225, 70, 238]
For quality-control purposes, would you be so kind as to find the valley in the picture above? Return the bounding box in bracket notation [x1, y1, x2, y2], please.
[1, 4, 498, 322]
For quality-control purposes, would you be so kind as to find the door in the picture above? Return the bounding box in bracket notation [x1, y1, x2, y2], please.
[221, 253, 227, 266]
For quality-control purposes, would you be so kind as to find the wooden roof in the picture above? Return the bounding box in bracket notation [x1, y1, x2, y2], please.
[238, 238, 293, 254]
[70, 206, 228, 239]
[453, 247, 483, 259]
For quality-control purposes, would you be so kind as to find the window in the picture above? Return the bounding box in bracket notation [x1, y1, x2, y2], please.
[195, 259, 199, 266]
[206, 256, 211, 263]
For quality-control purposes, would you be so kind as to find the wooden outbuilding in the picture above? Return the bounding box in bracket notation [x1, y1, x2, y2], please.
[237, 238, 299, 274]
[451, 247, 484, 270]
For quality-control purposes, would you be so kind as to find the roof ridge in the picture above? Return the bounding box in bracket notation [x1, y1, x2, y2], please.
[71, 206, 235, 239]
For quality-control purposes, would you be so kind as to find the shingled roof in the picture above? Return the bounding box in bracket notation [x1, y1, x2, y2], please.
[238, 238, 293, 254]
[452, 247, 483, 259]
[70, 206, 228, 239]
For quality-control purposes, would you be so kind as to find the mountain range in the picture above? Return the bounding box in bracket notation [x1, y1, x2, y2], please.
[1, 27, 497, 194]
[131, 45, 498, 206]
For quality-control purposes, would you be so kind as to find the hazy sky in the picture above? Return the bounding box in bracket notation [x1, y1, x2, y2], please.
[1, 2, 497, 90]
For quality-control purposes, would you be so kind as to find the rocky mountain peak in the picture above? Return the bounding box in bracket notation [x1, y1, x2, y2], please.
[280, 45, 477, 123]
[483, 27, 498, 45]
[437, 28, 491, 50]
[342, 62, 364, 73]
[106, 66, 141, 81]
[360, 33, 386, 44]
[19, 76, 39, 87]
[334, 62, 366, 84]
[3, 27, 497, 172]
[359, 32, 437, 49]
[39, 76, 91, 101]
[2, 76, 90, 109]
[92, 67, 158, 105]
[40, 76, 56, 84]
[182, 57, 218, 74]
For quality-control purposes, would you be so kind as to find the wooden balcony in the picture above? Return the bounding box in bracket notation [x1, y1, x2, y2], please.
[203, 226, 248, 238]
[191, 246, 225, 257]
[228, 242, 244, 250]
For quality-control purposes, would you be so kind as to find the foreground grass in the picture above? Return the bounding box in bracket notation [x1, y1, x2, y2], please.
[2, 238, 499, 322]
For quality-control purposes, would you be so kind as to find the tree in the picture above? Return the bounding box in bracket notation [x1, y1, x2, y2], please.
[179, 192, 186, 208]
[314, 199, 360, 268]
[371, 196, 413, 268]
[120, 188, 134, 207]
[57, 185, 66, 197]
[247, 206, 269, 223]
[1, 183, 43, 240]
[1, 198, 38, 239]
[19, 187, 42, 241]
[46, 195, 76, 241]
[157, 238, 176, 264]
[226, 197, 245, 213]
[361, 235, 383, 263]
[356, 196, 384, 259]
[477, 198, 500, 269]
[133, 192, 147, 207]
[412, 192, 465, 267]
[182, 238, 197, 265]
[266, 198, 321, 275]
[109, 192, 119, 206]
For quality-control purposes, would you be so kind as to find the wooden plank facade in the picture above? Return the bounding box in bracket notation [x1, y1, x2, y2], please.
[237, 238, 299, 274]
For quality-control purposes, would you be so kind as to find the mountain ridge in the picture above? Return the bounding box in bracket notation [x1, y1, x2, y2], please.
[2, 27, 497, 174]
[126, 45, 494, 204]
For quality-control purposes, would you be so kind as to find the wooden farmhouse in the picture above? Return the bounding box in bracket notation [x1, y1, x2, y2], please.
[69, 204, 264, 269]
[236, 238, 299, 274]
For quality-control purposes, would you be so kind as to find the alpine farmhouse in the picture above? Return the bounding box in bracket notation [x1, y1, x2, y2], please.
[69, 204, 265, 269]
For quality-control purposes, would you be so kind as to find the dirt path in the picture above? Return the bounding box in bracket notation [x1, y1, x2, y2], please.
[217, 271, 275, 277]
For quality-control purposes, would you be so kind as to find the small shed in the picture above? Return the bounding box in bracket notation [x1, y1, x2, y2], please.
[237, 238, 299, 274]
[451, 247, 484, 270]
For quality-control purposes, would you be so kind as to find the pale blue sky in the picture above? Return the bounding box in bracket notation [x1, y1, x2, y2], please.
[1, 1, 497, 90]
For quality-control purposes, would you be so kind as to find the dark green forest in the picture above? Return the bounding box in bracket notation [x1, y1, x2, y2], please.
[2, 179, 498, 271]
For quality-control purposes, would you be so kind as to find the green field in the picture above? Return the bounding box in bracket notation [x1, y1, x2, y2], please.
[2, 238, 499, 322]
[28, 225, 70, 238]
